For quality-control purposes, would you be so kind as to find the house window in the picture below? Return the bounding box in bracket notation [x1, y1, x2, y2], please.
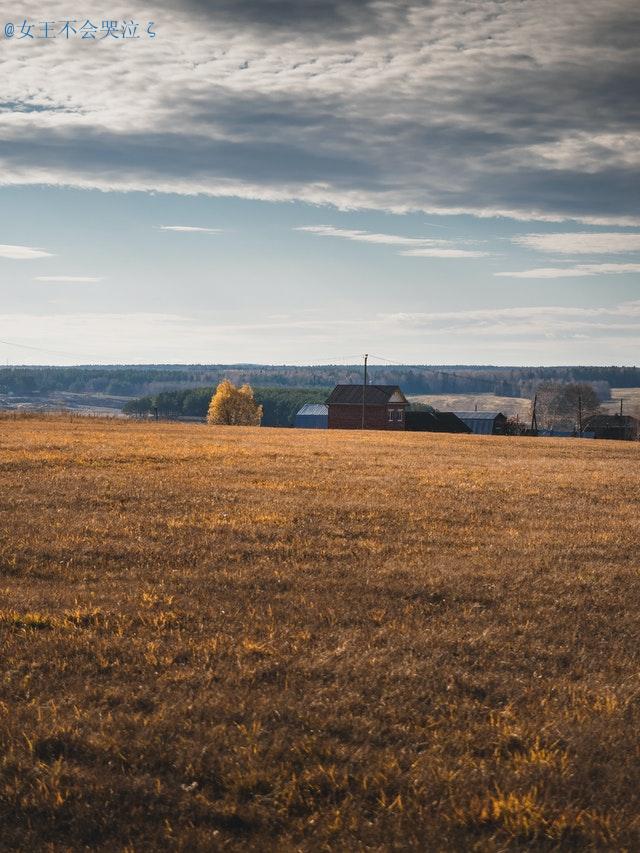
[388, 409, 394, 422]
[397, 409, 403, 422]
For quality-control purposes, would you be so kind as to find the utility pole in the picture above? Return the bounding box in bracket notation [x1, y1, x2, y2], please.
[530, 393, 538, 434]
[578, 393, 583, 437]
[361, 353, 368, 430]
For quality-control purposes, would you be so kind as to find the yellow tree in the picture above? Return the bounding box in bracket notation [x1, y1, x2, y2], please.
[207, 380, 262, 426]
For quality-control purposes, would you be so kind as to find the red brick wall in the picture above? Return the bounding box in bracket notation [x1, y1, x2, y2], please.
[328, 404, 406, 430]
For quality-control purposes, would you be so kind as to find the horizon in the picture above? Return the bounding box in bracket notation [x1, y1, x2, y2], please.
[2, 360, 639, 371]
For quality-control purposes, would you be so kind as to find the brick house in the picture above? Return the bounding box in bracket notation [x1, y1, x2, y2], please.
[326, 384, 408, 430]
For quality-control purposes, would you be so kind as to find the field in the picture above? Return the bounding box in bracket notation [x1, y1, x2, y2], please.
[408, 393, 532, 419]
[1, 416, 640, 851]
[605, 387, 640, 417]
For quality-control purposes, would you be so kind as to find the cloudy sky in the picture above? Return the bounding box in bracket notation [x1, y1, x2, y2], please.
[1, 0, 639, 365]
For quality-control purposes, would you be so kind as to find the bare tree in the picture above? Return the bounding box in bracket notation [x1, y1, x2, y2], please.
[534, 383, 601, 431]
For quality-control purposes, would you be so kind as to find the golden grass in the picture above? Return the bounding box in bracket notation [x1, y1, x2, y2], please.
[1, 415, 640, 850]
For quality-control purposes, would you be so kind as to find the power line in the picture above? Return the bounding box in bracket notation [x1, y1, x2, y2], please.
[0, 338, 88, 359]
[367, 353, 511, 390]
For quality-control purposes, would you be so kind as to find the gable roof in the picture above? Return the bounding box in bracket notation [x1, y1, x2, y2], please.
[583, 413, 638, 428]
[326, 384, 408, 406]
[450, 411, 506, 420]
[435, 412, 473, 433]
[405, 410, 471, 433]
[451, 410, 507, 435]
[295, 404, 328, 417]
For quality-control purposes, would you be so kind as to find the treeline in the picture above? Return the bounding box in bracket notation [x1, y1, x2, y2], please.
[123, 387, 332, 427]
[2, 364, 639, 398]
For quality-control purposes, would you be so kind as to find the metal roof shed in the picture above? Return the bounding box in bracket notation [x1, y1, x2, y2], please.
[294, 403, 328, 429]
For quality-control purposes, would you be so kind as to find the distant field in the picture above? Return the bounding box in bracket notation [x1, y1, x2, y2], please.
[1, 416, 640, 850]
[0, 391, 132, 416]
[409, 392, 532, 419]
[604, 387, 640, 416]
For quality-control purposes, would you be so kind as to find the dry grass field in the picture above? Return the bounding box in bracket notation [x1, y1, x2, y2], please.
[605, 388, 640, 417]
[1, 415, 640, 851]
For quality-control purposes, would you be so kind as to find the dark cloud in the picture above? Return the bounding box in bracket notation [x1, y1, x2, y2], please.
[163, 0, 408, 38]
[1, 127, 378, 187]
[2, 0, 638, 222]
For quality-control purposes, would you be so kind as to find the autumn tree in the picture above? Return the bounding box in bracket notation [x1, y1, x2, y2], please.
[207, 380, 263, 426]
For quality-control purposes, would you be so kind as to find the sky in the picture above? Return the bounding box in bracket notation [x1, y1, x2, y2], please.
[0, 0, 639, 366]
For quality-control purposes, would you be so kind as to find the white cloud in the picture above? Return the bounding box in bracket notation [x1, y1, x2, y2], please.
[495, 263, 640, 278]
[295, 225, 489, 258]
[295, 225, 435, 246]
[401, 248, 491, 258]
[34, 276, 102, 282]
[0, 244, 53, 260]
[158, 225, 223, 233]
[512, 232, 640, 254]
[383, 300, 640, 342]
[387, 301, 640, 326]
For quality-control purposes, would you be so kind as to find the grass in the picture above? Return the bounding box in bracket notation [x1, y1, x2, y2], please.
[1, 414, 639, 850]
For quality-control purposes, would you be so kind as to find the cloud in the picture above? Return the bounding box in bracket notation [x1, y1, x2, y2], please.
[0, 0, 638, 223]
[3, 299, 640, 365]
[387, 301, 640, 326]
[158, 225, 223, 233]
[34, 276, 102, 282]
[174, 0, 392, 38]
[495, 263, 640, 278]
[512, 232, 640, 254]
[384, 300, 640, 340]
[295, 225, 434, 246]
[401, 248, 491, 259]
[0, 244, 53, 260]
[296, 225, 490, 257]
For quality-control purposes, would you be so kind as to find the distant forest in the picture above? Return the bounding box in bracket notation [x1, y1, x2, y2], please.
[1, 364, 639, 399]
[123, 387, 332, 427]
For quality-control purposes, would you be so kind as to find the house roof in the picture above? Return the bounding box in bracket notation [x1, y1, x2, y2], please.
[450, 411, 506, 420]
[451, 410, 507, 435]
[326, 384, 408, 406]
[295, 404, 328, 417]
[405, 410, 471, 433]
[435, 412, 473, 433]
[583, 414, 638, 428]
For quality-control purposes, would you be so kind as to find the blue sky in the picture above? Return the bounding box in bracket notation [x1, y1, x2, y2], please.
[1, 0, 639, 365]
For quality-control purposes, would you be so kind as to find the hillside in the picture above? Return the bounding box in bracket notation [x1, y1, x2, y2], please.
[408, 393, 532, 419]
[1, 416, 639, 850]
[604, 387, 640, 417]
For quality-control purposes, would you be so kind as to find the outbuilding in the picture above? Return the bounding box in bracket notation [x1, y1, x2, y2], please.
[294, 403, 328, 429]
[451, 411, 508, 435]
[405, 411, 471, 434]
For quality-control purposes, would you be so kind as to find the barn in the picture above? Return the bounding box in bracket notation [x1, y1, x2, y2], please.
[326, 384, 408, 430]
[405, 411, 471, 434]
[294, 403, 328, 429]
[451, 411, 508, 435]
